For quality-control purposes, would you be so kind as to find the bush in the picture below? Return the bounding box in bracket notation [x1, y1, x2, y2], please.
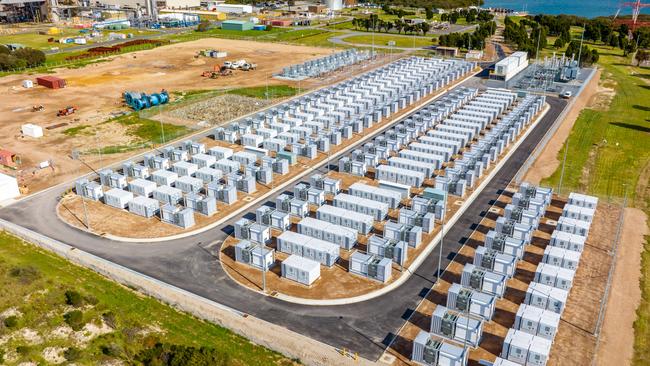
[16, 345, 30, 355]
[64, 347, 82, 361]
[0, 45, 10, 55]
[3, 316, 18, 328]
[12, 47, 45, 67]
[137, 343, 230, 366]
[197, 20, 210, 32]
[8, 265, 40, 284]
[101, 343, 121, 357]
[63, 310, 85, 331]
[65, 290, 84, 307]
[102, 311, 117, 329]
[265, 24, 273, 31]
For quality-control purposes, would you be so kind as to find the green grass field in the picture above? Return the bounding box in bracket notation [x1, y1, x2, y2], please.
[540, 46, 650, 205]
[343, 34, 433, 48]
[0, 232, 294, 365]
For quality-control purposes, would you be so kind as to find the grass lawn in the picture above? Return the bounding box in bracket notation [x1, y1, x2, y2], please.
[344, 34, 433, 48]
[540, 45, 650, 204]
[62, 125, 92, 137]
[226, 85, 297, 99]
[0, 231, 295, 365]
[285, 31, 346, 48]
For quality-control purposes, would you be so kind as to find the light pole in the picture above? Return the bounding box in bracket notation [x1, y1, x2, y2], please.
[557, 137, 570, 195]
[437, 193, 448, 279]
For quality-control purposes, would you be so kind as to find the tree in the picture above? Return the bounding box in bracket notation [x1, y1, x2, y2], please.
[449, 12, 459, 24]
[421, 22, 431, 36]
[12, 47, 45, 67]
[441, 13, 448, 22]
[554, 37, 566, 49]
[635, 49, 650, 65]
[608, 34, 619, 48]
[394, 19, 404, 34]
[196, 20, 210, 32]
[425, 7, 434, 20]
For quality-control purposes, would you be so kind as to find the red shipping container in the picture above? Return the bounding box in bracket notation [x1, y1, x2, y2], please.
[36, 76, 66, 89]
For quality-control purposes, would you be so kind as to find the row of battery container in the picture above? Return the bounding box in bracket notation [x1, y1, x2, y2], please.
[213, 57, 475, 164]
[231, 89, 545, 289]
[411, 183, 555, 366]
[276, 48, 372, 79]
[72, 140, 294, 228]
[231, 175, 450, 285]
[495, 191, 598, 366]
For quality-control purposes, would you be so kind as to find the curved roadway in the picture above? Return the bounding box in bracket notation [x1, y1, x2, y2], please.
[0, 93, 567, 360]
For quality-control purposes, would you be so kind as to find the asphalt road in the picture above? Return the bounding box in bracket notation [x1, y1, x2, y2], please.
[0, 92, 567, 360]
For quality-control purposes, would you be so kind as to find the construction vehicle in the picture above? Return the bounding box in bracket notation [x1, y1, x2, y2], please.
[241, 62, 257, 71]
[224, 60, 247, 69]
[57, 106, 76, 116]
[32, 105, 44, 112]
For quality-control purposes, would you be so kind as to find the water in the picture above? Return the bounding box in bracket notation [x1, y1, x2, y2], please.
[482, 0, 647, 18]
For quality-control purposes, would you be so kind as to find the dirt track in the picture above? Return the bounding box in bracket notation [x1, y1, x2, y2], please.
[0, 38, 335, 191]
[595, 208, 648, 366]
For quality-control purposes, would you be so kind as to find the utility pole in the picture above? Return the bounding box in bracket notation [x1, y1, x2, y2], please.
[577, 24, 585, 70]
[558, 137, 570, 195]
[81, 193, 90, 230]
[437, 193, 447, 279]
[261, 242, 267, 292]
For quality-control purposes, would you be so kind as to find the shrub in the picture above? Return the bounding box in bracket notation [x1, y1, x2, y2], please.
[0, 45, 10, 54]
[101, 343, 121, 357]
[64, 347, 82, 361]
[102, 311, 116, 329]
[63, 310, 84, 331]
[9, 265, 40, 284]
[0, 54, 26, 71]
[16, 345, 30, 355]
[12, 47, 46, 67]
[3, 316, 18, 328]
[137, 343, 230, 366]
[197, 20, 210, 32]
[65, 290, 84, 307]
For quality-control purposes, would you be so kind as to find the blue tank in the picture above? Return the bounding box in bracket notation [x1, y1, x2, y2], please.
[125, 90, 169, 110]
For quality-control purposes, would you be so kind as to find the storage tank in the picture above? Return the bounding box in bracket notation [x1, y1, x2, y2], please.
[326, 0, 343, 11]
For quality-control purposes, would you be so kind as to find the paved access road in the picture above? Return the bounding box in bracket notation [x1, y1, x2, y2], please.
[0, 92, 567, 360]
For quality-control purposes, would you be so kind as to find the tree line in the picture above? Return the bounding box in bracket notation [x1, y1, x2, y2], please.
[504, 14, 650, 65]
[0, 45, 46, 71]
[351, 14, 432, 36]
[438, 20, 497, 49]
[441, 9, 494, 24]
[364, 0, 484, 9]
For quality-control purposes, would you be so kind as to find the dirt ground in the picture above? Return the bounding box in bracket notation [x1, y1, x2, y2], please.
[594, 208, 648, 366]
[522, 69, 602, 184]
[0, 38, 336, 192]
[383, 187, 623, 366]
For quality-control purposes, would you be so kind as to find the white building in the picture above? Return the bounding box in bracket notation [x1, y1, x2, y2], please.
[206, 2, 252, 13]
[0, 173, 20, 202]
[492, 51, 528, 81]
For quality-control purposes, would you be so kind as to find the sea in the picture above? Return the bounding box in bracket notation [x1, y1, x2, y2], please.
[482, 0, 648, 18]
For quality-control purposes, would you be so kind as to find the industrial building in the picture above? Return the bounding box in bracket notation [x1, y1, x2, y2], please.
[297, 217, 357, 250]
[0, 172, 20, 202]
[491, 52, 529, 82]
[348, 252, 392, 283]
[430, 305, 483, 347]
[234, 240, 274, 271]
[281, 254, 320, 286]
[276, 231, 339, 267]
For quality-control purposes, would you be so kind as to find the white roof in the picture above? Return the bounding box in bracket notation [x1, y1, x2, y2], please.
[282, 254, 320, 271]
[0, 172, 20, 201]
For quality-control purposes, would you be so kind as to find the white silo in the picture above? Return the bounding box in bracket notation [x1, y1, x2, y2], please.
[326, 0, 343, 11]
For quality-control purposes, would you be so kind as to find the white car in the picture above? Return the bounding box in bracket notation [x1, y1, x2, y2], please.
[560, 91, 572, 99]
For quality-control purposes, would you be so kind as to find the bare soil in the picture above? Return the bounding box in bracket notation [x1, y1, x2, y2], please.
[0, 38, 336, 192]
[522, 69, 602, 184]
[594, 208, 648, 366]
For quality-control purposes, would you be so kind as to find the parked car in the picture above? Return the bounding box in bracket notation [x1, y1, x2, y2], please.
[560, 91, 572, 99]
